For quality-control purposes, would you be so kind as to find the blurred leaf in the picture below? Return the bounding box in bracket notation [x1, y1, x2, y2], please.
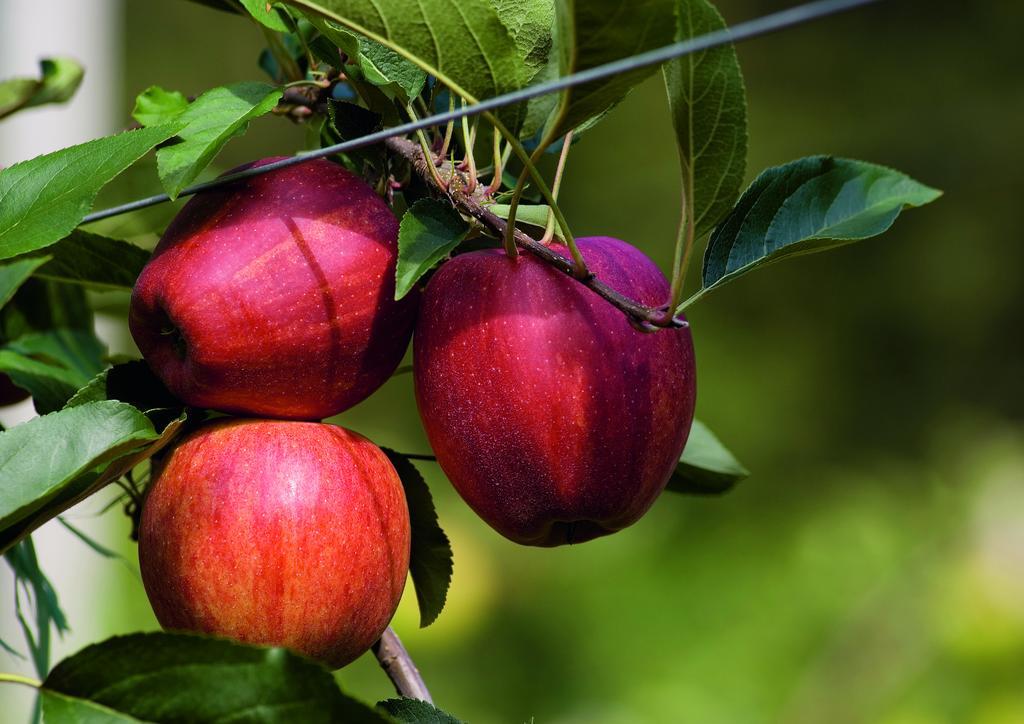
[131, 85, 189, 127]
[379, 697, 463, 723]
[57, 517, 120, 559]
[0, 349, 85, 414]
[30, 230, 150, 291]
[239, 0, 292, 31]
[540, 0, 676, 144]
[1, 279, 94, 345]
[4, 537, 68, 677]
[0, 256, 49, 308]
[666, 419, 748, 495]
[280, 0, 536, 130]
[40, 632, 388, 723]
[396, 199, 470, 300]
[0, 57, 84, 120]
[0, 124, 182, 260]
[7, 329, 105, 381]
[690, 156, 942, 307]
[151, 82, 282, 199]
[384, 450, 453, 628]
[664, 0, 747, 241]
[0, 401, 159, 555]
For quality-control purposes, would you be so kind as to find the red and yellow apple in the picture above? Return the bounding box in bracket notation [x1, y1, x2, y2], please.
[414, 236, 696, 546]
[138, 418, 410, 668]
[129, 158, 416, 420]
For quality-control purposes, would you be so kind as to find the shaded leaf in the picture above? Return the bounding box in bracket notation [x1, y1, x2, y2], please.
[29, 230, 150, 291]
[695, 156, 942, 302]
[396, 199, 470, 300]
[4, 536, 68, 677]
[312, 21, 427, 102]
[152, 82, 283, 198]
[41, 632, 388, 723]
[383, 450, 452, 628]
[666, 419, 748, 496]
[379, 697, 463, 723]
[664, 0, 747, 240]
[0, 124, 182, 260]
[0, 256, 49, 308]
[489, 203, 566, 239]
[0, 57, 84, 120]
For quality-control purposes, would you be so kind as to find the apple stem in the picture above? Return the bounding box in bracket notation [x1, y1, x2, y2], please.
[373, 627, 433, 703]
[385, 136, 687, 332]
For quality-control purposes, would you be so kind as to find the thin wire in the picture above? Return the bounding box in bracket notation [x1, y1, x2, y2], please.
[81, 0, 883, 225]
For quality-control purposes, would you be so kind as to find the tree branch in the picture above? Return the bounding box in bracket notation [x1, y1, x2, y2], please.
[384, 136, 686, 332]
[372, 627, 433, 703]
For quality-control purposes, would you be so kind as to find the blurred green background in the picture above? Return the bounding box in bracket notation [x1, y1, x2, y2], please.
[4, 1, 1024, 722]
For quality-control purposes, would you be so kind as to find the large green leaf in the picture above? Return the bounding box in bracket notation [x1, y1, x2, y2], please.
[395, 199, 470, 300]
[0, 58, 84, 120]
[280, 0, 539, 129]
[40, 632, 388, 723]
[690, 156, 942, 306]
[30, 230, 150, 291]
[239, 0, 292, 31]
[666, 419, 748, 496]
[131, 85, 189, 127]
[664, 0, 747, 241]
[384, 450, 453, 628]
[0, 401, 159, 555]
[0, 124, 181, 261]
[149, 82, 283, 198]
[541, 0, 677, 143]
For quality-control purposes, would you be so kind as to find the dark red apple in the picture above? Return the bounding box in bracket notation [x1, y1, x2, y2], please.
[129, 158, 416, 420]
[414, 236, 696, 546]
[138, 418, 410, 668]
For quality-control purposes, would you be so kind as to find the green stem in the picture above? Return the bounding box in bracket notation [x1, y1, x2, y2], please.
[406, 104, 446, 190]
[485, 127, 504, 195]
[668, 162, 697, 313]
[437, 96, 456, 162]
[460, 114, 478, 193]
[0, 672, 41, 689]
[542, 131, 573, 244]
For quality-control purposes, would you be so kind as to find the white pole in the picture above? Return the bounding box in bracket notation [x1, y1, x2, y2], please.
[0, 1, 124, 719]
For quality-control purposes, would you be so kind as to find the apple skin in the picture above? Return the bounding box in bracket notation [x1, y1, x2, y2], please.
[138, 418, 411, 669]
[129, 157, 417, 420]
[414, 236, 696, 546]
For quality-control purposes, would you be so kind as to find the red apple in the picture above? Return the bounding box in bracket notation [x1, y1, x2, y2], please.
[138, 418, 411, 668]
[129, 158, 417, 420]
[414, 236, 696, 546]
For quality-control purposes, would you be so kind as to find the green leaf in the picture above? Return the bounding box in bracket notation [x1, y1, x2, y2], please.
[666, 419, 748, 495]
[395, 199, 470, 300]
[4, 537, 68, 677]
[154, 82, 283, 199]
[0, 401, 159, 555]
[0, 256, 49, 308]
[383, 450, 452, 628]
[541, 0, 677, 143]
[312, 21, 427, 102]
[131, 85, 189, 127]
[0, 57, 84, 120]
[489, 203, 566, 239]
[239, 0, 292, 31]
[40, 632, 389, 723]
[280, 0, 536, 129]
[0, 349, 86, 414]
[664, 0, 747, 240]
[29, 230, 150, 291]
[379, 697, 463, 723]
[694, 156, 942, 303]
[0, 124, 182, 261]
